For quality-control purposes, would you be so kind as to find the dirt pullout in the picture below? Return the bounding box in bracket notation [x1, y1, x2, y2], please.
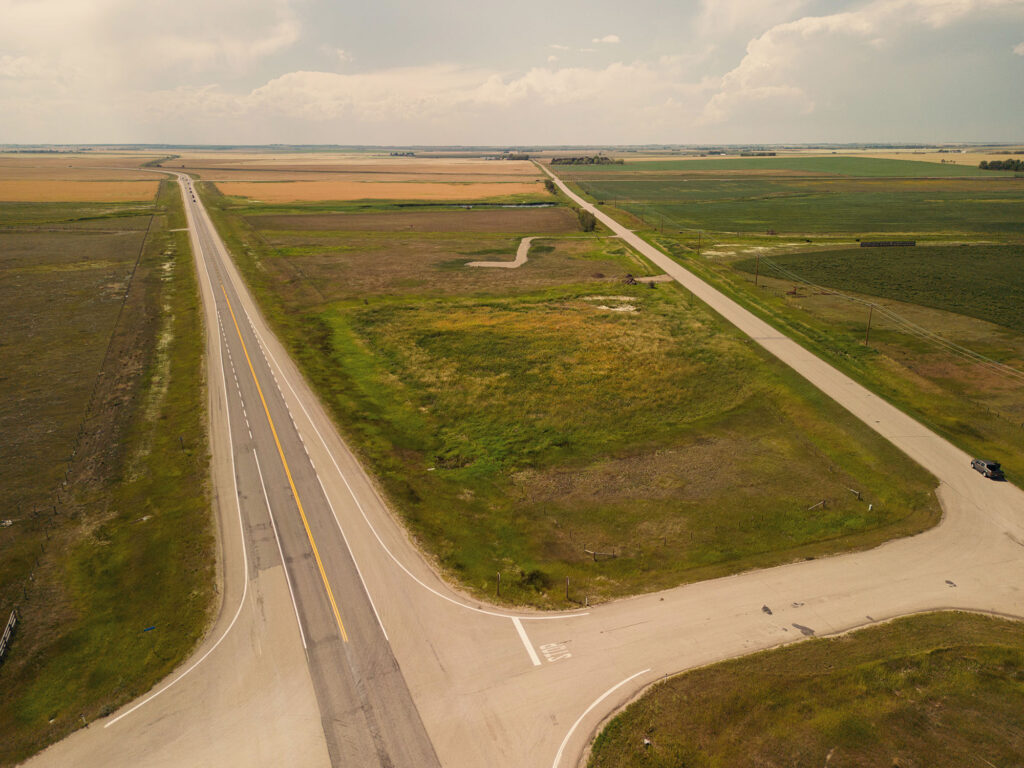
[247, 207, 578, 233]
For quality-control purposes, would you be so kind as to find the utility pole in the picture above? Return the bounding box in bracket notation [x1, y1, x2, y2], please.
[696, 231, 702, 257]
[864, 305, 874, 345]
[754, 253, 760, 287]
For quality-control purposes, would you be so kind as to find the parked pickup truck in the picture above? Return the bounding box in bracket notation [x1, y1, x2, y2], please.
[971, 459, 1005, 480]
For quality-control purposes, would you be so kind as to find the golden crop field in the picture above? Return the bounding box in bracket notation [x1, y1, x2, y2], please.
[214, 179, 544, 202]
[0, 153, 161, 201]
[169, 153, 545, 201]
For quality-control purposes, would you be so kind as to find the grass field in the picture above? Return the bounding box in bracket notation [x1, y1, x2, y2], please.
[0, 179, 213, 765]
[734, 245, 1024, 332]
[568, 157, 1024, 483]
[569, 176, 1024, 236]
[568, 155, 1011, 176]
[204, 180, 940, 606]
[588, 612, 1024, 768]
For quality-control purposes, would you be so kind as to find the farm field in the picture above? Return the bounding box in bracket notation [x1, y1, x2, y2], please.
[573, 155, 1006, 176]
[0, 173, 213, 764]
[168, 152, 548, 203]
[735, 245, 1024, 333]
[587, 612, 1024, 768]
[570, 158, 1024, 483]
[568, 176, 1024, 236]
[204, 171, 940, 607]
[0, 153, 161, 201]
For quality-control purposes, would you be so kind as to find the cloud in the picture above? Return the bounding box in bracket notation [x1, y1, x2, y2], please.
[130, 56, 717, 143]
[547, 55, 559, 63]
[549, 44, 570, 50]
[592, 34, 620, 44]
[0, 0, 301, 84]
[335, 48, 353, 64]
[701, 0, 1024, 125]
[1015, 41, 1024, 54]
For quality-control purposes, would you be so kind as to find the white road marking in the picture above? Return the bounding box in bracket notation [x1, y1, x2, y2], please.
[247, 324, 589, 622]
[512, 617, 541, 666]
[551, 669, 652, 768]
[106, 200, 250, 727]
[254, 449, 308, 650]
[539, 641, 572, 663]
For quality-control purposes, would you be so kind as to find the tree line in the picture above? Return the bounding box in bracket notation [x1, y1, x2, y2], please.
[551, 156, 624, 165]
[979, 159, 1024, 171]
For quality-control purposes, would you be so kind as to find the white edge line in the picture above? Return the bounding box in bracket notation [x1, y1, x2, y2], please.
[254, 449, 308, 650]
[551, 668, 652, 768]
[512, 617, 541, 666]
[314, 471, 390, 642]
[248, 322, 587, 622]
[106, 179, 249, 727]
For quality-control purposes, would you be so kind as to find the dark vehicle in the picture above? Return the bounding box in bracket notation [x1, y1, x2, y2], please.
[971, 459, 1005, 480]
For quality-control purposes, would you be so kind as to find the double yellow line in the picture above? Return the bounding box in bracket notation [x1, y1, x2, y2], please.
[221, 284, 349, 643]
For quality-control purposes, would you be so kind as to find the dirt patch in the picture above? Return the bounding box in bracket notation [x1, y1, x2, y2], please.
[248, 207, 578, 233]
[215, 180, 544, 202]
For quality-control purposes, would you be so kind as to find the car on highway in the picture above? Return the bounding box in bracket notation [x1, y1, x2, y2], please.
[971, 458, 1005, 480]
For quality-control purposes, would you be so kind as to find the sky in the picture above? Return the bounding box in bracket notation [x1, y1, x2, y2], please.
[1, 0, 1022, 145]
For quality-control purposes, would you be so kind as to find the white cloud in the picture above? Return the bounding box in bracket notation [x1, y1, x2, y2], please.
[1014, 41, 1024, 54]
[592, 34, 620, 43]
[0, 0, 300, 84]
[547, 55, 559, 63]
[549, 44, 570, 50]
[701, 0, 1024, 125]
[131, 57, 716, 141]
[336, 48, 353, 64]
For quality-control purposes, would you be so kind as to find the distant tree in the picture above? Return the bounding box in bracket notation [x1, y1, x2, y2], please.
[543, 179, 556, 194]
[577, 209, 597, 232]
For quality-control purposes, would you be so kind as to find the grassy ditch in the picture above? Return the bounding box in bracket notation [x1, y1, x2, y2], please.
[588, 612, 1024, 768]
[0, 180, 213, 765]
[203, 183, 939, 608]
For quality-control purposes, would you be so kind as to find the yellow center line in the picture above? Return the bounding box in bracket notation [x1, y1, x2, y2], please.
[220, 283, 349, 643]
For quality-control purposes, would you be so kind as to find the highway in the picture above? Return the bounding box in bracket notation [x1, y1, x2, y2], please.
[24, 169, 1024, 768]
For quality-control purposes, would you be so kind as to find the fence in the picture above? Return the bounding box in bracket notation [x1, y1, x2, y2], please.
[0, 608, 17, 664]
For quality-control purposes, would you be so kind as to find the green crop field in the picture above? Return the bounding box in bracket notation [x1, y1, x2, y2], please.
[204, 184, 940, 607]
[0, 181, 213, 764]
[568, 155, 1007, 176]
[735, 245, 1024, 333]
[588, 612, 1024, 768]
[566, 156, 1024, 484]
[569, 177, 1024, 236]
